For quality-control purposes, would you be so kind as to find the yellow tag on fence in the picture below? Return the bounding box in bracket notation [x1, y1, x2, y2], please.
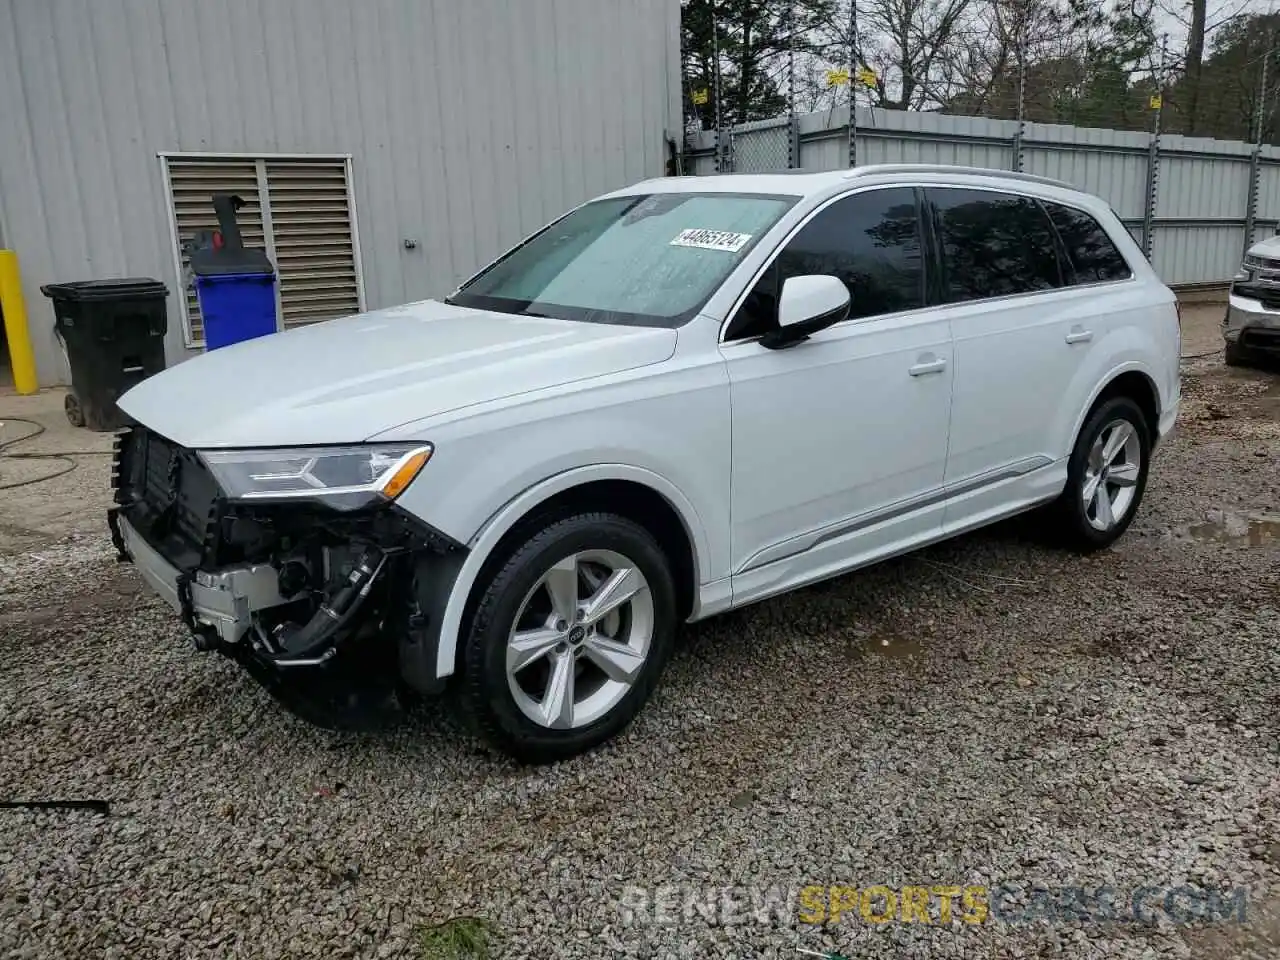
[1150, 94, 1162, 109]
[826, 68, 850, 88]
[857, 66, 878, 87]
[692, 88, 709, 106]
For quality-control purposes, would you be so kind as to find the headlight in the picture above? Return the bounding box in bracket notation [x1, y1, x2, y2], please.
[199, 444, 433, 509]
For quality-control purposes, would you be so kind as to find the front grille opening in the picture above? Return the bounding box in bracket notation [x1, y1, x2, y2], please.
[116, 425, 222, 567]
[1244, 253, 1280, 272]
[1241, 328, 1280, 349]
[1231, 281, 1280, 310]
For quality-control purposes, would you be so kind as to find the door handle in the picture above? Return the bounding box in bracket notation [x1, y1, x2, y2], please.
[908, 357, 947, 376]
[1065, 327, 1093, 344]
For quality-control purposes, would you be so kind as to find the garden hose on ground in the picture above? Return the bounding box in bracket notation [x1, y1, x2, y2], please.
[0, 418, 113, 491]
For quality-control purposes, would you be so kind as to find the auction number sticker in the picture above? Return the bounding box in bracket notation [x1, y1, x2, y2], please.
[670, 228, 753, 253]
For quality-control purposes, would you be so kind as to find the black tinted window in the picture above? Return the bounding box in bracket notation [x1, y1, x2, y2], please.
[932, 188, 1063, 303]
[727, 187, 923, 340]
[1044, 202, 1132, 283]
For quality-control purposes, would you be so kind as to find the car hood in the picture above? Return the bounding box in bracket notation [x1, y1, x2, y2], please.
[118, 300, 677, 448]
[1247, 235, 1280, 259]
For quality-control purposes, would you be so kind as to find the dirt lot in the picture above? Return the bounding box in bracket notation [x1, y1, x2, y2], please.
[1, 304, 1278, 960]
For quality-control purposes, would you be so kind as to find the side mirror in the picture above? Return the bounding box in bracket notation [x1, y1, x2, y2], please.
[760, 275, 851, 350]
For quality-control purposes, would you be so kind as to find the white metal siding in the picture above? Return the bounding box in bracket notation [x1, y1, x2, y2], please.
[0, 0, 682, 386]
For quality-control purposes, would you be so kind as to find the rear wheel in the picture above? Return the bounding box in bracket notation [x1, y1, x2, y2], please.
[458, 512, 676, 764]
[64, 392, 85, 428]
[1048, 396, 1151, 552]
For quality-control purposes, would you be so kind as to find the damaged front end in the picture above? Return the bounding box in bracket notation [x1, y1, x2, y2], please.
[108, 425, 465, 728]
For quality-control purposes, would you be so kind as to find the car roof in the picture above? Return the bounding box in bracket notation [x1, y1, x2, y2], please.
[606, 163, 1082, 203]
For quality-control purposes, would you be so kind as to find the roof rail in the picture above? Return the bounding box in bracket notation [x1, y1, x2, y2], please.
[846, 163, 1074, 191]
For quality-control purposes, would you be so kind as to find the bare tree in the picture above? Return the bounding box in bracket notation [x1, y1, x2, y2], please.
[938, 0, 1073, 117]
[809, 0, 978, 109]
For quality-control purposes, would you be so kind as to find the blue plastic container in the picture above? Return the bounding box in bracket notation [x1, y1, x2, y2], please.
[195, 273, 278, 350]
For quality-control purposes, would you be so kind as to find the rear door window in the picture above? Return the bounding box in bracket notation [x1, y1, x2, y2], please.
[1042, 202, 1133, 284]
[928, 188, 1064, 304]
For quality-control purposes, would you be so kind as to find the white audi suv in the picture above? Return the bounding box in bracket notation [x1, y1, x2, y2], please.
[110, 163, 1182, 762]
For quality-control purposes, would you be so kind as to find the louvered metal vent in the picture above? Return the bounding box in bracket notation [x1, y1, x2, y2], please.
[264, 159, 361, 328]
[162, 155, 364, 347]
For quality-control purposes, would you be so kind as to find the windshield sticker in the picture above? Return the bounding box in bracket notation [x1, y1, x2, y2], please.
[670, 228, 753, 253]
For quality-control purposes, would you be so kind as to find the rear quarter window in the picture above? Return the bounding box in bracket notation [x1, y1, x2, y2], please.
[1043, 202, 1133, 284]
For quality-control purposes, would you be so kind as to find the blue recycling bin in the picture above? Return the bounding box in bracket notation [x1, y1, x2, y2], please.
[195, 273, 278, 350]
[188, 192, 279, 350]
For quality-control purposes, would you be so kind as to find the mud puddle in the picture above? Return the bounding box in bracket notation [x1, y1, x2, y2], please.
[1184, 514, 1280, 546]
[854, 631, 925, 660]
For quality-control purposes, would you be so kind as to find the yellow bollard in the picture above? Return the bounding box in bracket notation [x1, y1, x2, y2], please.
[0, 250, 39, 394]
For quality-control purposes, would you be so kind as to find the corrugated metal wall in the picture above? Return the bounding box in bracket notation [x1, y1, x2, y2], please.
[690, 107, 1280, 288]
[0, 0, 681, 386]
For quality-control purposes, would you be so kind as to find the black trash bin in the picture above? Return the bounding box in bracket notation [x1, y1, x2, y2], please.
[40, 278, 169, 431]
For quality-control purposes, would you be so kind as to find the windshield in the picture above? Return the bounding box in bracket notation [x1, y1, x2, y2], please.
[447, 192, 798, 327]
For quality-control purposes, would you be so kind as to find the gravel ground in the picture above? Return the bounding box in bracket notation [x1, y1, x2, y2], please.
[2, 306, 1278, 960]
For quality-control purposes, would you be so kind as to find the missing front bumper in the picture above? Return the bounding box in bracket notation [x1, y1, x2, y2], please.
[114, 511, 287, 644]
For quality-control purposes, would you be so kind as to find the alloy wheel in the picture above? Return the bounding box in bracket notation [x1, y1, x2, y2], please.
[505, 549, 654, 730]
[1081, 418, 1142, 531]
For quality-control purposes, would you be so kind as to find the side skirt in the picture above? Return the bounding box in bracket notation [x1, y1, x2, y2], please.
[720, 461, 1064, 616]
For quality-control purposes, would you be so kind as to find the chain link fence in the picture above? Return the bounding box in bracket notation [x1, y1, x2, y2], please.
[726, 118, 794, 174]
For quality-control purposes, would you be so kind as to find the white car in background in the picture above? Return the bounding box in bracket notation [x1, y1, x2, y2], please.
[109, 164, 1181, 763]
[1226, 233, 1280, 366]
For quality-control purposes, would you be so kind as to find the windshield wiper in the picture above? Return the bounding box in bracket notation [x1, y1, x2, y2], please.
[445, 293, 560, 320]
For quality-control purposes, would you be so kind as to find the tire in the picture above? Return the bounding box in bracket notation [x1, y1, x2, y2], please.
[1224, 340, 1253, 368]
[1048, 396, 1152, 553]
[64, 392, 85, 428]
[458, 512, 677, 764]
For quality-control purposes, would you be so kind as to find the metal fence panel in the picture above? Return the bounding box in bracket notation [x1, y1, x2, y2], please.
[1159, 156, 1251, 219]
[1253, 162, 1280, 236]
[1151, 224, 1248, 284]
[1025, 146, 1150, 219]
[685, 104, 1273, 286]
[798, 132, 850, 171]
[858, 131, 1014, 170]
[1020, 124, 1151, 221]
[1248, 222, 1276, 248]
[692, 151, 720, 175]
[793, 111, 1017, 173]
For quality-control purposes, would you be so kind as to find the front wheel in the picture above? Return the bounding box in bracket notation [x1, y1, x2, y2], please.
[1224, 340, 1255, 368]
[1048, 396, 1151, 553]
[458, 512, 677, 764]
